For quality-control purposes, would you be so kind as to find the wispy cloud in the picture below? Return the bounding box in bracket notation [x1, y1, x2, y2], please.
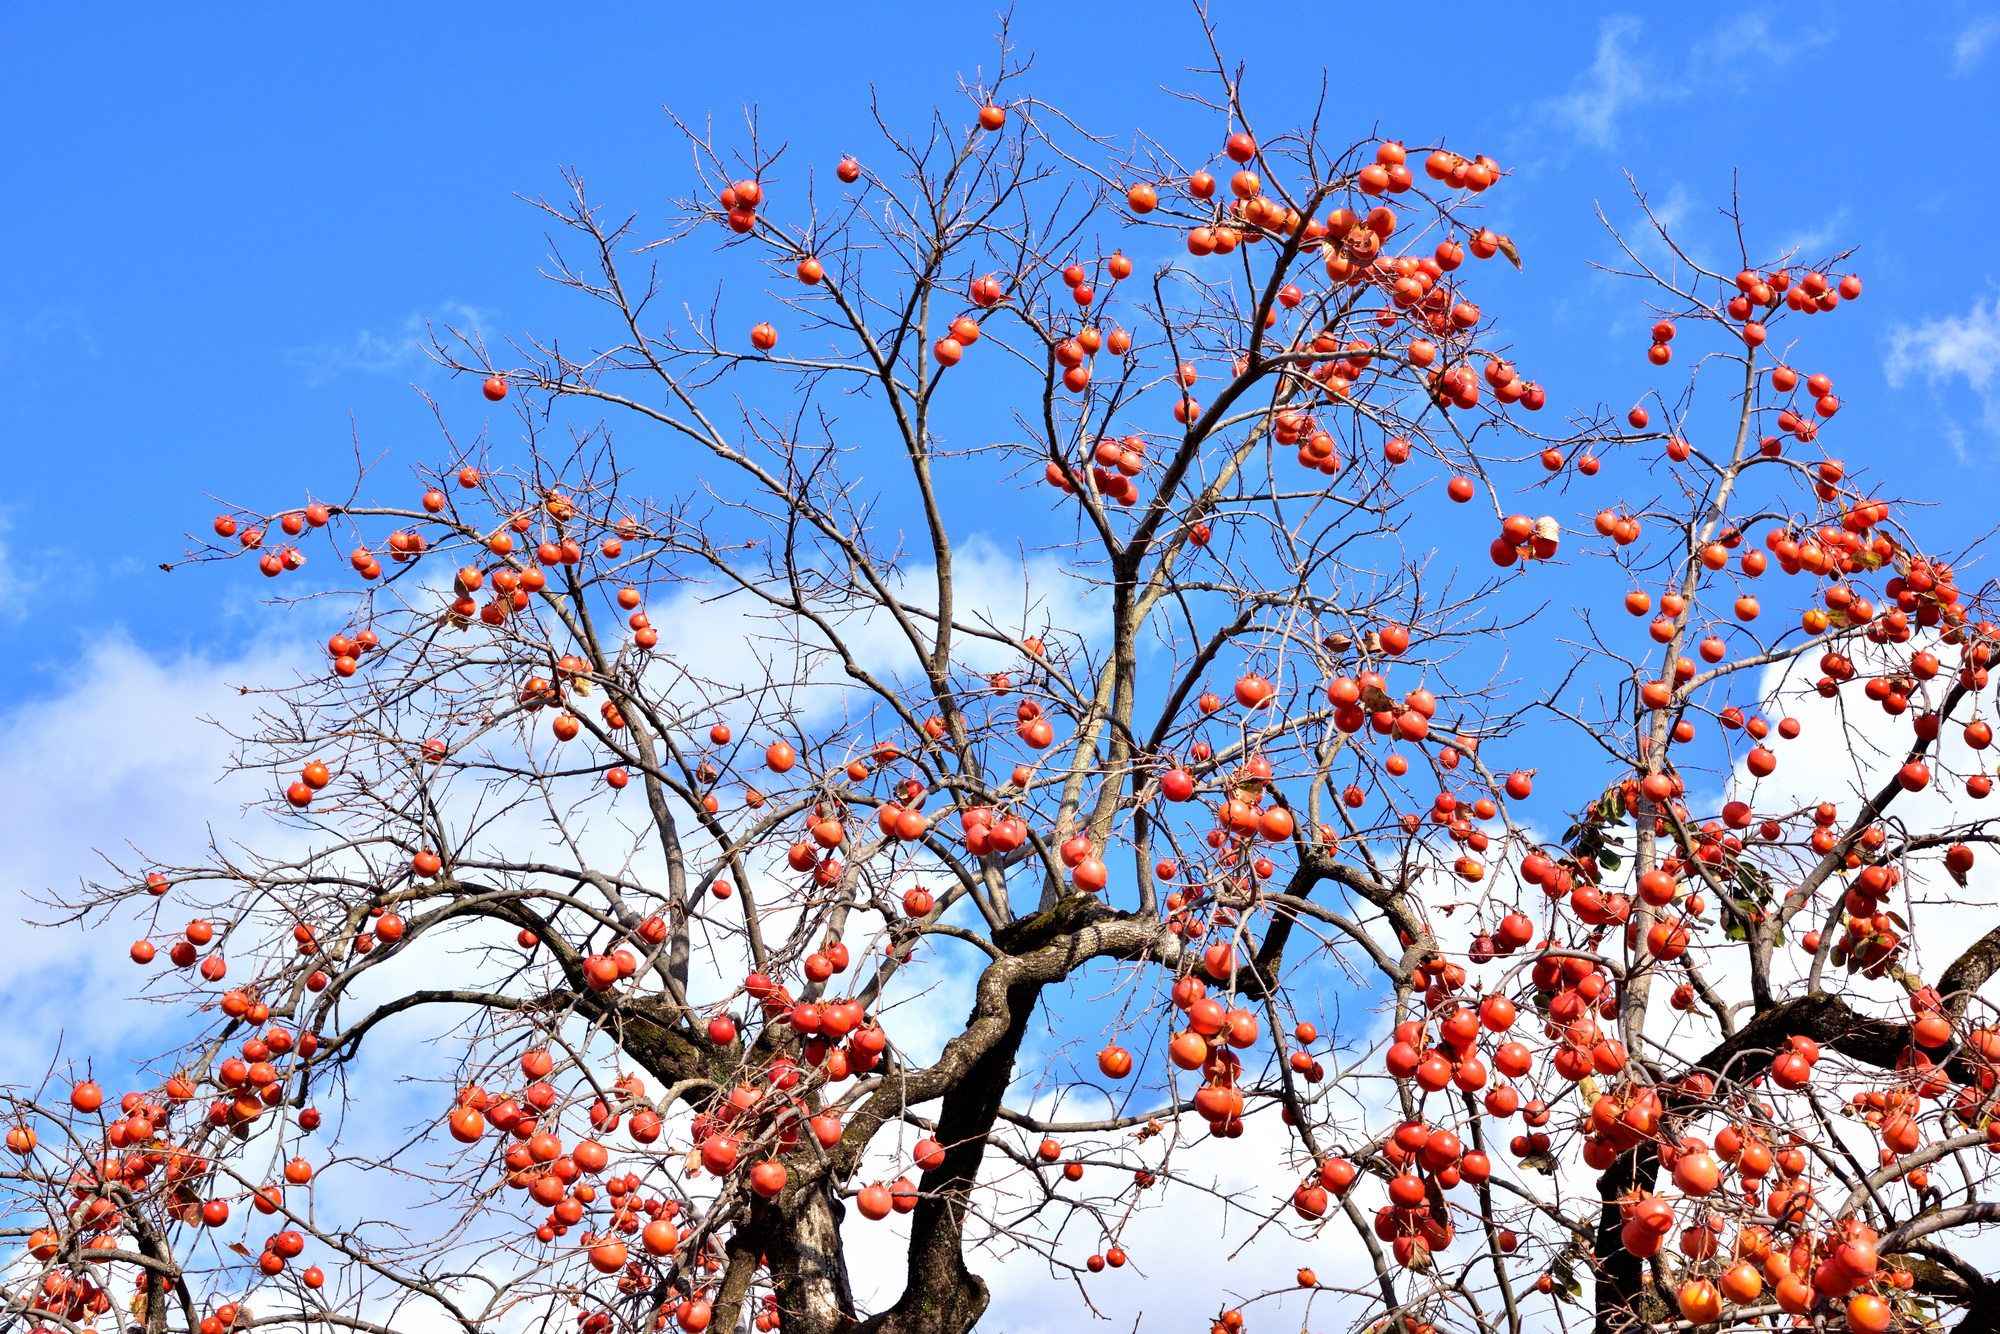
[1643, 182, 1695, 233]
[0, 515, 28, 623]
[0, 305, 98, 364]
[285, 301, 494, 387]
[1775, 206, 1851, 264]
[1690, 10, 1834, 83]
[1535, 11, 1836, 151]
[1691, 10, 1775, 62]
[1691, 12, 1775, 87]
[1955, 15, 2000, 75]
[1613, 181, 1713, 276]
[1539, 17, 1660, 148]
[1885, 297, 2000, 434]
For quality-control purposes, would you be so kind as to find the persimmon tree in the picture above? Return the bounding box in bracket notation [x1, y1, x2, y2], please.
[14, 32, 2000, 1334]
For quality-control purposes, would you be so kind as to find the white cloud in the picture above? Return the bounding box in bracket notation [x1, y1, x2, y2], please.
[641, 534, 1113, 747]
[972, 1106, 1373, 1334]
[1885, 297, 2000, 432]
[0, 633, 311, 1079]
[1955, 15, 2000, 75]
[1732, 641, 2000, 999]
[1539, 17, 1660, 148]
[0, 605, 1354, 1317]
[0, 556, 1624, 1329]
[285, 301, 495, 387]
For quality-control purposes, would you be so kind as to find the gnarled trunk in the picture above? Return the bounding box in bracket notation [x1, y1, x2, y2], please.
[854, 976, 1044, 1334]
[771, 1179, 857, 1334]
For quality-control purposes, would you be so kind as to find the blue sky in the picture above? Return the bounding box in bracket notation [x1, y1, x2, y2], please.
[2, 1, 1998, 699]
[6, 0, 2000, 1164]
[5, 3, 2000, 1328]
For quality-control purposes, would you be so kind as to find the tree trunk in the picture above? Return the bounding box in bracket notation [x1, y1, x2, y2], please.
[769, 1179, 857, 1334]
[1953, 1284, 2000, 1334]
[853, 977, 1044, 1334]
[1592, 1147, 1659, 1334]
